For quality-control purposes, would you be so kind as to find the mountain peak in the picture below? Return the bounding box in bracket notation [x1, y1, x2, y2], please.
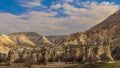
[86, 10, 120, 33]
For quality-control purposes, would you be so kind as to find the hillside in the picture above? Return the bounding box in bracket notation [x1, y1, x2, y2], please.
[85, 10, 120, 46]
[0, 34, 16, 47]
[87, 10, 120, 33]
[46, 35, 66, 45]
[9, 32, 54, 46]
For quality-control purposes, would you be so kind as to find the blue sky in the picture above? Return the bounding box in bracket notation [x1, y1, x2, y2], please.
[0, 0, 119, 35]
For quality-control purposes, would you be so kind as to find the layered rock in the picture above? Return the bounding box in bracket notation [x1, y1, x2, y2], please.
[63, 32, 87, 46]
[0, 34, 15, 46]
[9, 34, 36, 46]
[86, 10, 120, 47]
[0, 34, 16, 52]
[9, 32, 54, 46]
[46, 35, 66, 45]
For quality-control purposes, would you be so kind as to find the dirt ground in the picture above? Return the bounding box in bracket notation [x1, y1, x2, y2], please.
[0, 62, 79, 68]
[0, 62, 120, 68]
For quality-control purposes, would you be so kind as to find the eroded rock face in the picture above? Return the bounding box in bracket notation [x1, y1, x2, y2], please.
[6, 50, 20, 65]
[0, 31, 116, 65]
[84, 10, 120, 63]
[0, 34, 16, 49]
[46, 35, 66, 45]
[95, 42, 114, 63]
[64, 32, 87, 46]
[0, 45, 10, 53]
[0, 34, 15, 45]
[0, 44, 117, 65]
[97, 45, 104, 56]
[9, 32, 54, 46]
[9, 34, 36, 46]
[62, 32, 115, 63]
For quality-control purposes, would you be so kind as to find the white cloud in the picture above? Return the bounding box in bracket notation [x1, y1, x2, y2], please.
[65, 0, 73, 3]
[51, 3, 62, 9]
[0, 11, 62, 35]
[62, 2, 119, 29]
[19, 0, 41, 8]
[0, 1, 119, 35]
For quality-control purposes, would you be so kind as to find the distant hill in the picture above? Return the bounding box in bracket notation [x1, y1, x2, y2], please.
[46, 35, 66, 45]
[9, 32, 54, 46]
[86, 10, 120, 36]
[86, 10, 120, 46]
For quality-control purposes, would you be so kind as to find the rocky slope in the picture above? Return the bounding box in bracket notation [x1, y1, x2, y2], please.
[46, 35, 66, 45]
[9, 32, 54, 46]
[63, 32, 87, 46]
[9, 33, 36, 46]
[61, 10, 120, 62]
[0, 34, 16, 47]
[85, 10, 120, 61]
[86, 10, 120, 46]
[0, 32, 56, 50]
[0, 34, 16, 52]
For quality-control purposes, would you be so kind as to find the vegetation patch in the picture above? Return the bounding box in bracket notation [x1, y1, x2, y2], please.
[80, 63, 120, 68]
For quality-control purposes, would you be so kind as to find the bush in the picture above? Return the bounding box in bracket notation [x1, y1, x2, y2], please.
[0, 59, 6, 62]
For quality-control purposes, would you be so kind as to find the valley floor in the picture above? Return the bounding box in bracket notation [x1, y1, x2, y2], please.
[0, 62, 120, 68]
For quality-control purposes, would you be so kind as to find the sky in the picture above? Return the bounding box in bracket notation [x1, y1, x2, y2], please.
[0, 0, 119, 35]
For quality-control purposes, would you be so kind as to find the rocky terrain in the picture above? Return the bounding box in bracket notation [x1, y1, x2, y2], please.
[86, 10, 120, 46]
[0, 10, 120, 68]
[9, 32, 54, 46]
[46, 35, 66, 45]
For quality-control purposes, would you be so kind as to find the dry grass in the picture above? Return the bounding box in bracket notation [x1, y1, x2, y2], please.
[0, 62, 120, 68]
[0, 62, 79, 68]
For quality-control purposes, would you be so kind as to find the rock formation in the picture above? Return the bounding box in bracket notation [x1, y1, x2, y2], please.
[9, 32, 54, 46]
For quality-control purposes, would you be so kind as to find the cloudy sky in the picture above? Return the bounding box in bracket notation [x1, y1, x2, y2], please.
[0, 0, 119, 35]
